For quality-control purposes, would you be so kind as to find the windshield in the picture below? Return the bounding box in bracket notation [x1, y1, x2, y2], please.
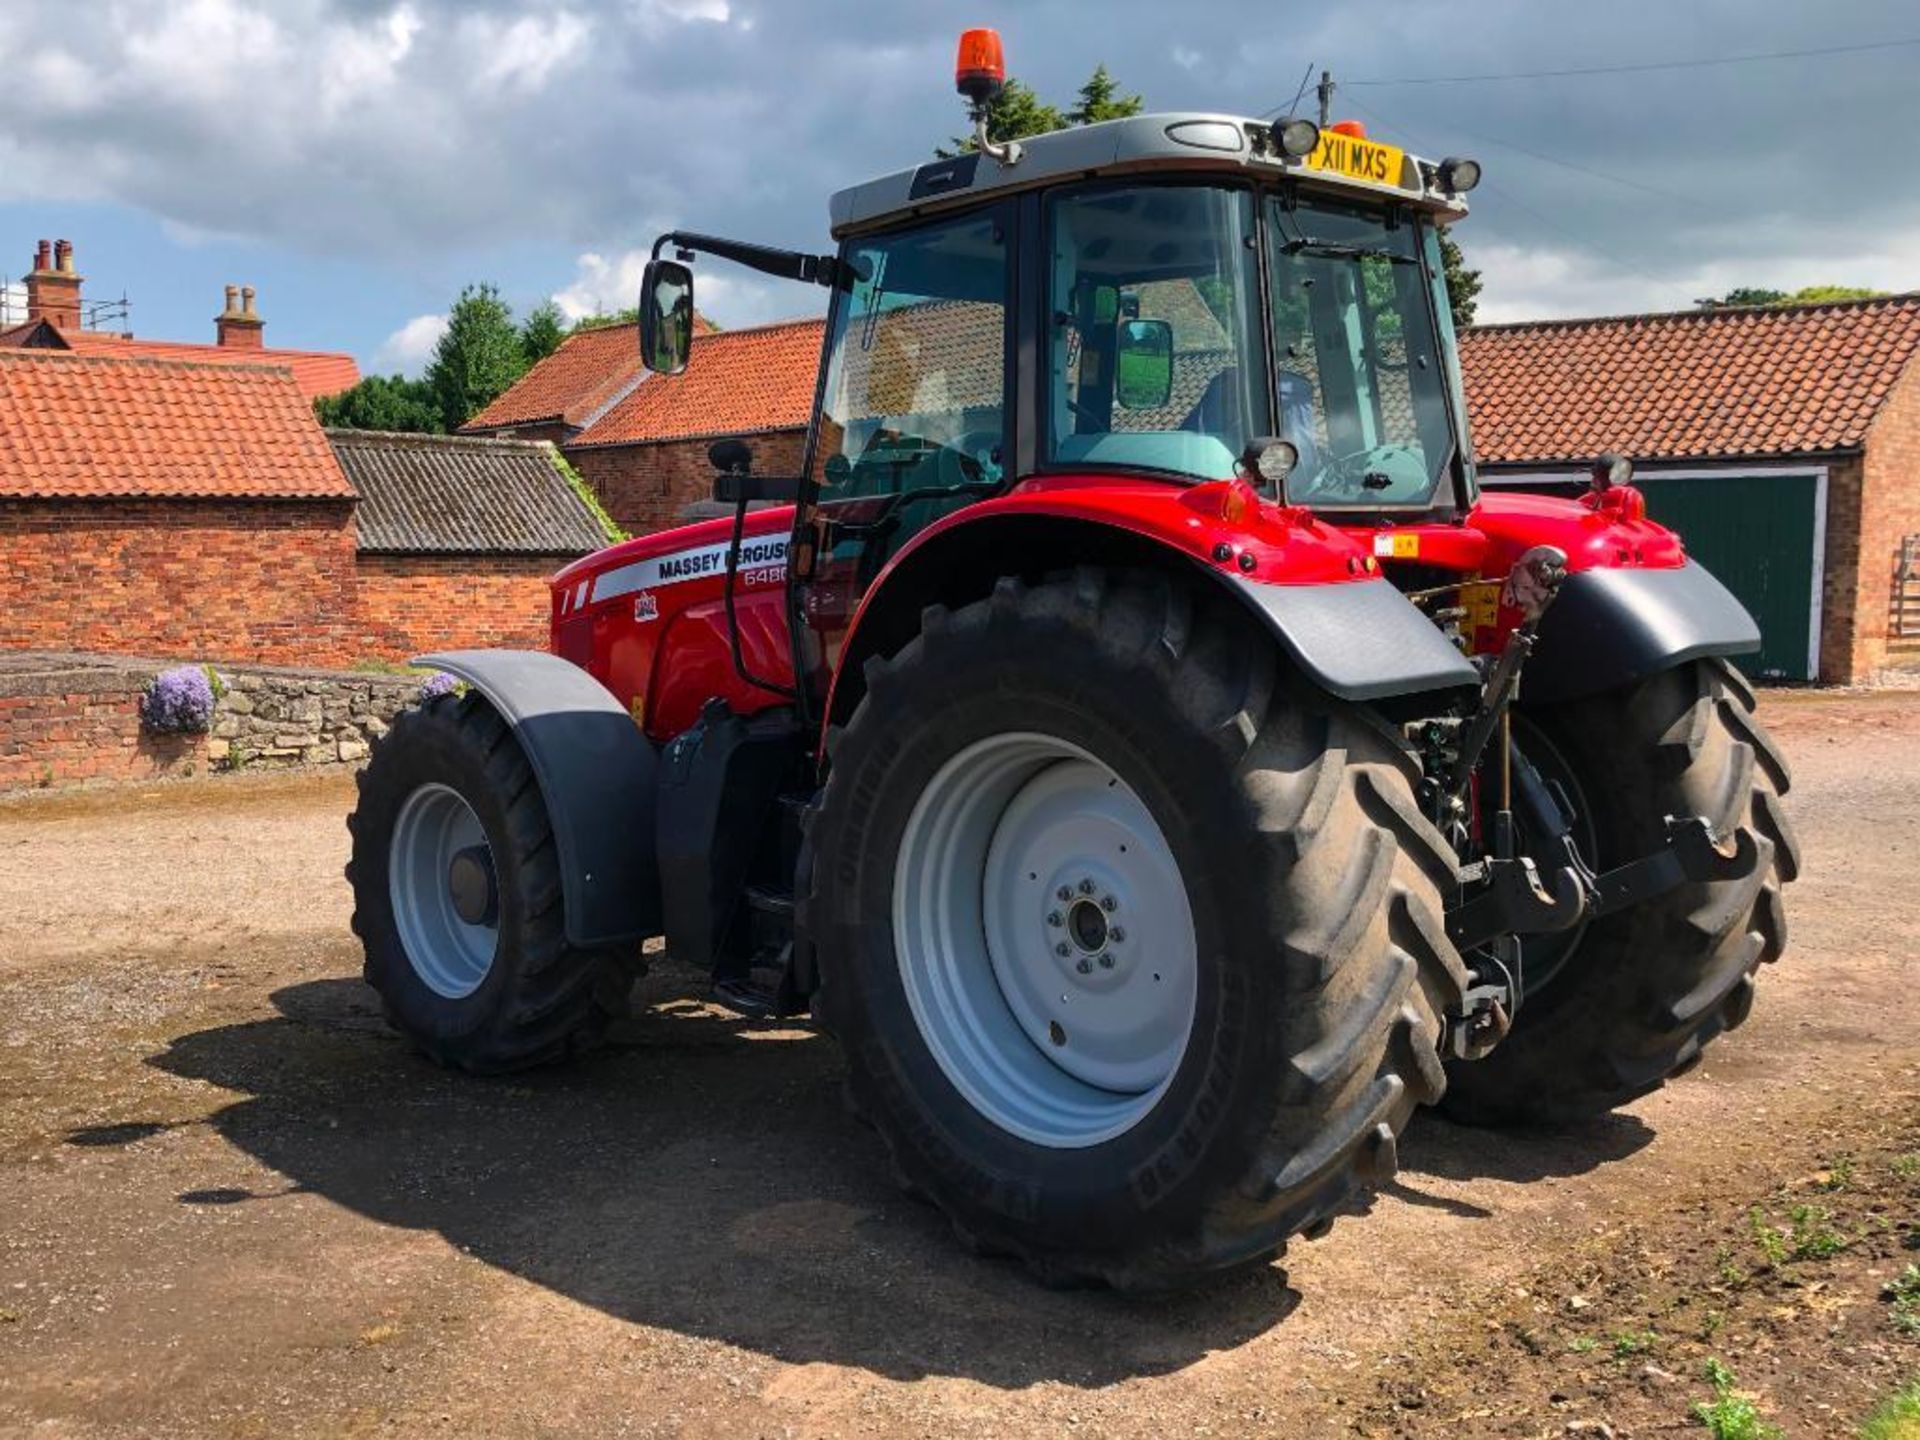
[1267, 197, 1457, 508]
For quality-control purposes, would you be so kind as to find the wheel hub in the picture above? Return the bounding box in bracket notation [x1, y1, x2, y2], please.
[447, 845, 499, 927]
[389, 783, 499, 1000]
[893, 733, 1199, 1149]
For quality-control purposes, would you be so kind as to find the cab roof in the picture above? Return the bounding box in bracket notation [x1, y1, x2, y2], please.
[828, 111, 1472, 238]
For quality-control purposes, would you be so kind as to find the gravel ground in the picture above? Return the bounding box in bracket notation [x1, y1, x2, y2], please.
[0, 691, 1915, 1438]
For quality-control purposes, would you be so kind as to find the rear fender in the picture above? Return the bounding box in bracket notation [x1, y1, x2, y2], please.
[821, 496, 1478, 738]
[1523, 561, 1761, 703]
[417, 650, 661, 947]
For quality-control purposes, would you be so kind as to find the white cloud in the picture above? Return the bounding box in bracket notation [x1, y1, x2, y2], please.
[374, 313, 448, 375]
[468, 10, 591, 95]
[552, 248, 812, 331]
[640, 0, 731, 21]
[1171, 46, 1203, 72]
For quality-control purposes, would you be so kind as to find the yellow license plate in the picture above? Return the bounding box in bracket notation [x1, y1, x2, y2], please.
[1306, 130, 1405, 188]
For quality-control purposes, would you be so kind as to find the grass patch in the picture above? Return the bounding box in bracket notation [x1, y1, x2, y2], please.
[1692, 1359, 1782, 1440]
[1750, 1202, 1850, 1266]
[1892, 1154, 1920, 1180]
[1859, 1380, 1920, 1440]
[1885, 1264, 1920, 1337]
[1613, 1327, 1659, 1358]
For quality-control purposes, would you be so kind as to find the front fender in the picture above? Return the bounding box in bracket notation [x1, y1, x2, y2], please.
[1524, 561, 1761, 703]
[417, 650, 661, 947]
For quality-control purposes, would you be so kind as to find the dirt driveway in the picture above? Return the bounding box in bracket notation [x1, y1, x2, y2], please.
[2, 692, 1916, 1438]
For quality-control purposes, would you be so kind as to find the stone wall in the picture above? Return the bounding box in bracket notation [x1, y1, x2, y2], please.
[0, 651, 421, 791]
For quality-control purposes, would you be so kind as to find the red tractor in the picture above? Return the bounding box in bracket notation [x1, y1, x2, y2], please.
[348, 31, 1798, 1290]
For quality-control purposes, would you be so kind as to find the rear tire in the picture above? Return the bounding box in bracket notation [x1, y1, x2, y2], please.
[809, 570, 1469, 1289]
[347, 691, 631, 1073]
[1441, 658, 1797, 1124]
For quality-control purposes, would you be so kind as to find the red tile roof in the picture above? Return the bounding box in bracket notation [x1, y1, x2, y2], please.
[0, 352, 353, 500]
[0, 319, 361, 399]
[1460, 295, 1920, 464]
[572, 317, 826, 447]
[463, 313, 721, 434]
[463, 322, 645, 433]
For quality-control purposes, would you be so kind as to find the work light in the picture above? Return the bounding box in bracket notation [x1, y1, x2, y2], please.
[1271, 116, 1320, 159]
[1436, 157, 1482, 195]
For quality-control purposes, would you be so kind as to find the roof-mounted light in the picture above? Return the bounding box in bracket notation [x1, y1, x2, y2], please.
[1327, 119, 1368, 139]
[1270, 115, 1320, 159]
[955, 28, 1005, 107]
[1436, 156, 1482, 195]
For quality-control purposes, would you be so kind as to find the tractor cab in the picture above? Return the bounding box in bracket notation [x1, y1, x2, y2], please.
[634, 32, 1486, 701]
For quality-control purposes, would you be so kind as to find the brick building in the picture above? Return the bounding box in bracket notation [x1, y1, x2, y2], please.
[561, 319, 821, 534]
[1462, 296, 1920, 682]
[0, 352, 606, 669]
[329, 429, 611, 655]
[0, 238, 360, 398]
[0, 351, 362, 665]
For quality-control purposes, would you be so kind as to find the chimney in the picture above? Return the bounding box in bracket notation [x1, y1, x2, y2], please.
[24, 237, 82, 330]
[215, 282, 264, 349]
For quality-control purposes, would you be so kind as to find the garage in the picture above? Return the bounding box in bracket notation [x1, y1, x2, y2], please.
[1460, 294, 1920, 684]
[1480, 466, 1825, 682]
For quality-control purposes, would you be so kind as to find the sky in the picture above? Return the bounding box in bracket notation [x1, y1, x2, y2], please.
[0, 0, 1914, 376]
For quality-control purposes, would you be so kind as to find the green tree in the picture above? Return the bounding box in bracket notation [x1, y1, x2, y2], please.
[1068, 64, 1143, 125]
[571, 308, 639, 333]
[426, 283, 529, 430]
[313, 374, 444, 434]
[519, 299, 566, 364]
[1439, 232, 1482, 330]
[939, 76, 1068, 156]
[1698, 284, 1885, 310]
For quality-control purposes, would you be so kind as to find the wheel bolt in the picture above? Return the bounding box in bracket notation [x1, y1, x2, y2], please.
[1110, 926, 1126, 942]
[1097, 953, 1115, 969]
[1054, 942, 1070, 957]
[1078, 877, 1095, 894]
[1047, 911, 1064, 927]
[1100, 895, 1117, 912]
[1056, 886, 1074, 903]
[1075, 957, 1092, 975]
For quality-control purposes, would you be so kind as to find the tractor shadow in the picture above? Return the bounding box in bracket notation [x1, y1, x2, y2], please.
[146, 976, 1301, 1388]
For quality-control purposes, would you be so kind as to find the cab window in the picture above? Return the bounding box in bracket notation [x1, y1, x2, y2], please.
[812, 211, 1009, 514]
[1045, 185, 1267, 480]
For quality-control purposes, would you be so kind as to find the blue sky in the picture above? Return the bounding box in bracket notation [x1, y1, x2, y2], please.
[2, 1, 1914, 377]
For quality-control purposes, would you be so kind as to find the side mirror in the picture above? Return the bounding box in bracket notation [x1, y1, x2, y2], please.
[639, 259, 694, 375]
[1115, 318, 1174, 410]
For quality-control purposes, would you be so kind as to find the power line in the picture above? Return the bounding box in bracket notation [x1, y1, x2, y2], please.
[1347, 35, 1920, 87]
[1345, 92, 1706, 211]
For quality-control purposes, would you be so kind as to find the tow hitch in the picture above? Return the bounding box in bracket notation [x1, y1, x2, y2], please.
[1427, 544, 1756, 1059]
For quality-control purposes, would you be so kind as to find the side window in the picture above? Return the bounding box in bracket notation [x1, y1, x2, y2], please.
[1046, 186, 1266, 480]
[812, 212, 1009, 514]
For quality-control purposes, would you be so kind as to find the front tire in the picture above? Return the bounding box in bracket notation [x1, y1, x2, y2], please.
[809, 571, 1469, 1289]
[1441, 659, 1798, 1124]
[347, 691, 631, 1073]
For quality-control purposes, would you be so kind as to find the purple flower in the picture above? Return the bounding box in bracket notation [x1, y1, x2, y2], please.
[419, 671, 461, 704]
[141, 666, 217, 735]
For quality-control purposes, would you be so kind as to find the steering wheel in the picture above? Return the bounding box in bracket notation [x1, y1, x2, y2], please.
[1296, 443, 1423, 501]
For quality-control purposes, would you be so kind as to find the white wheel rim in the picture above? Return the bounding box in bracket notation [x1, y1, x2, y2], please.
[892, 732, 1199, 1149]
[389, 782, 499, 999]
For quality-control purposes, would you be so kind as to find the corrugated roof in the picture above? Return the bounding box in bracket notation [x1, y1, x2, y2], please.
[0, 320, 360, 399]
[329, 429, 608, 555]
[0, 352, 354, 500]
[1461, 294, 1920, 464]
[572, 317, 826, 447]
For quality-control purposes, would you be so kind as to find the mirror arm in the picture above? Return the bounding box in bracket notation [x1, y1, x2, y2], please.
[652, 231, 852, 290]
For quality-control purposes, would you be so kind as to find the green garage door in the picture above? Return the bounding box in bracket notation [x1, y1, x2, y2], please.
[1488, 471, 1821, 681]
